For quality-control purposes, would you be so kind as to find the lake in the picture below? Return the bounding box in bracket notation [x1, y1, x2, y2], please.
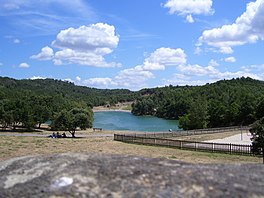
[93, 111, 180, 132]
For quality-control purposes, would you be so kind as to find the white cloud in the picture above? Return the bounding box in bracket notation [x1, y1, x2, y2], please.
[13, 39, 20, 44]
[53, 49, 120, 67]
[224, 57, 236, 63]
[52, 23, 119, 52]
[19, 62, 29, 68]
[178, 64, 218, 76]
[208, 59, 219, 67]
[30, 76, 47, 80]
[76, 76, 81, 82]
[186, 14, 194, 23]
[163, 0, 214, 22]
[115, 66, 154, 88]
[31, 46, 54, 60]
[198, 0, 264, 53]
[142, 47, 187, 71]
[177, 62, 262, 81]
[164, 0, 214, 15]
[219, 47, 233, 54]
[32, 23, 121, 67]
[83, 78, 117, 87]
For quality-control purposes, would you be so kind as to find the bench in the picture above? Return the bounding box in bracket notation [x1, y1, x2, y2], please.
[93, 127, 103, 132]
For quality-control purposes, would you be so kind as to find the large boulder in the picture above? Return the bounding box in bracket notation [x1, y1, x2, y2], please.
[0, 153, 263, 197]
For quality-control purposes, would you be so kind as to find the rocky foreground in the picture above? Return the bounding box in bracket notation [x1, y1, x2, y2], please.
[0, 153, 263, 197]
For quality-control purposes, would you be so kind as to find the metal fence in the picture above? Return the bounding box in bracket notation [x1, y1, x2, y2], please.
[114, 133, 254, 156]
[129, 126, 250, 139]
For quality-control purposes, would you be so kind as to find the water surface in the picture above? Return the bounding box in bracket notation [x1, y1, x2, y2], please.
[93, 111, 180, 132]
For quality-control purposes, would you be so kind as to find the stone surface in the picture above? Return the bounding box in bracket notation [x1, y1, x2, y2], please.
[0, 153, 264, 197]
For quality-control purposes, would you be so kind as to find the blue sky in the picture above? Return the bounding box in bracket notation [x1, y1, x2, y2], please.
[0, 0, 264, 90]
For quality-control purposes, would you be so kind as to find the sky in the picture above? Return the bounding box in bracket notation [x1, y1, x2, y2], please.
[0, 0, 264, 90]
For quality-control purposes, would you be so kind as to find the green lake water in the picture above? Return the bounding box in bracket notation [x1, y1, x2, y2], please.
[93, 111, 180, 132]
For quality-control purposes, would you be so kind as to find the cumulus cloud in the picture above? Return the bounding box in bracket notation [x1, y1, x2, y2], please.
[19, 62, 29, 68]
[176, 61, 262, 81]
[115, 66, 154, 88]
[224, 57, 236, 63]
[83, 78, 117, 87]
[163, 0, 214, 23]
[31, 46, 54, 60]
[198, 0, 264, 53]
[142, 47, 187, 71]
[31, 23, 121, 67]
[107, 47, 185, 88]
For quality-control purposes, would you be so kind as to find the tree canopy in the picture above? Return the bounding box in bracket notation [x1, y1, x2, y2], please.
[0, 77, 137, 132]
[132, 77, 264, 130]
[51, 108, 93, 137]
[250, 118, 264, 155]
[2, 76, 264, 132]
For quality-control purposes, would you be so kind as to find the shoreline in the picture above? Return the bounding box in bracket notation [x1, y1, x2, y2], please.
[92, 108, 131, 113]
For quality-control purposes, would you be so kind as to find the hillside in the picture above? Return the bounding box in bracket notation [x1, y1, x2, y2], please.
[0, 77, 137, 107]
[1, 76, 264, 130]
[132, 77, 264, 129]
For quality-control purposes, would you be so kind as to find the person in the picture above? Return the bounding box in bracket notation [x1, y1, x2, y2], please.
[62, 132, 67, 138]
[56, 132, 61, 138]
[48, 132, 56, 138]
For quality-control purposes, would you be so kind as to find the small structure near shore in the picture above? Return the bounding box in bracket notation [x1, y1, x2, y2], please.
[93, 127, 103, 132]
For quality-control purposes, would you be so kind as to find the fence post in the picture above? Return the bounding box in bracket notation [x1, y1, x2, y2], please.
[180, 141, 182, 149]
[262, 145, 264, 164]
[230, 144, 232, 154]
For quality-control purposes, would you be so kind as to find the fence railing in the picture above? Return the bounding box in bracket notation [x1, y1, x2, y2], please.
[130, 126, 250, 139]
[114, 133, 254, 156]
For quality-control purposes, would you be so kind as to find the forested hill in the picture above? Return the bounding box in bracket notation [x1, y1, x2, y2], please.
[2, 76, 264, 130]
[0, 77, 137, 107]
[132, 77, 264, 129]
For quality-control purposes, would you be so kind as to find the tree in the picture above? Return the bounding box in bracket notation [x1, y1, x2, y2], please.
[250, 118, 264, 155]
[179, 98, 208, 130]
[52, 108, 93, 137]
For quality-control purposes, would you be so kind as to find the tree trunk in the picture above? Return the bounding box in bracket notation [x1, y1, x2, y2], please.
[38, 123, 41, 129]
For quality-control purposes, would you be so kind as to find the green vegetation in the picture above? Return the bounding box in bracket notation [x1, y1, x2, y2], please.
[250, 118, 264, 155]
[0, 77, 136, 132]
[132, 77, 264, 130]
[2, 76, 264, 132]
[51, 108, 93, 137]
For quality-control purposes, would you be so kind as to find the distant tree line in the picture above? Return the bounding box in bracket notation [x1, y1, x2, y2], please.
[132, 77, 264, 130]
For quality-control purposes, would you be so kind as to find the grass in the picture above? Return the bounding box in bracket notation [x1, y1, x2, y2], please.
[0, 134, 262, 164]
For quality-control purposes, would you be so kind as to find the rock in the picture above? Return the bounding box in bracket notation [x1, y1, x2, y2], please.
[0, 153, 263, 197]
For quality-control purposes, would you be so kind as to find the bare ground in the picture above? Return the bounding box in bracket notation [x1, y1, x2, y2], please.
[0, 129, 262, 164]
